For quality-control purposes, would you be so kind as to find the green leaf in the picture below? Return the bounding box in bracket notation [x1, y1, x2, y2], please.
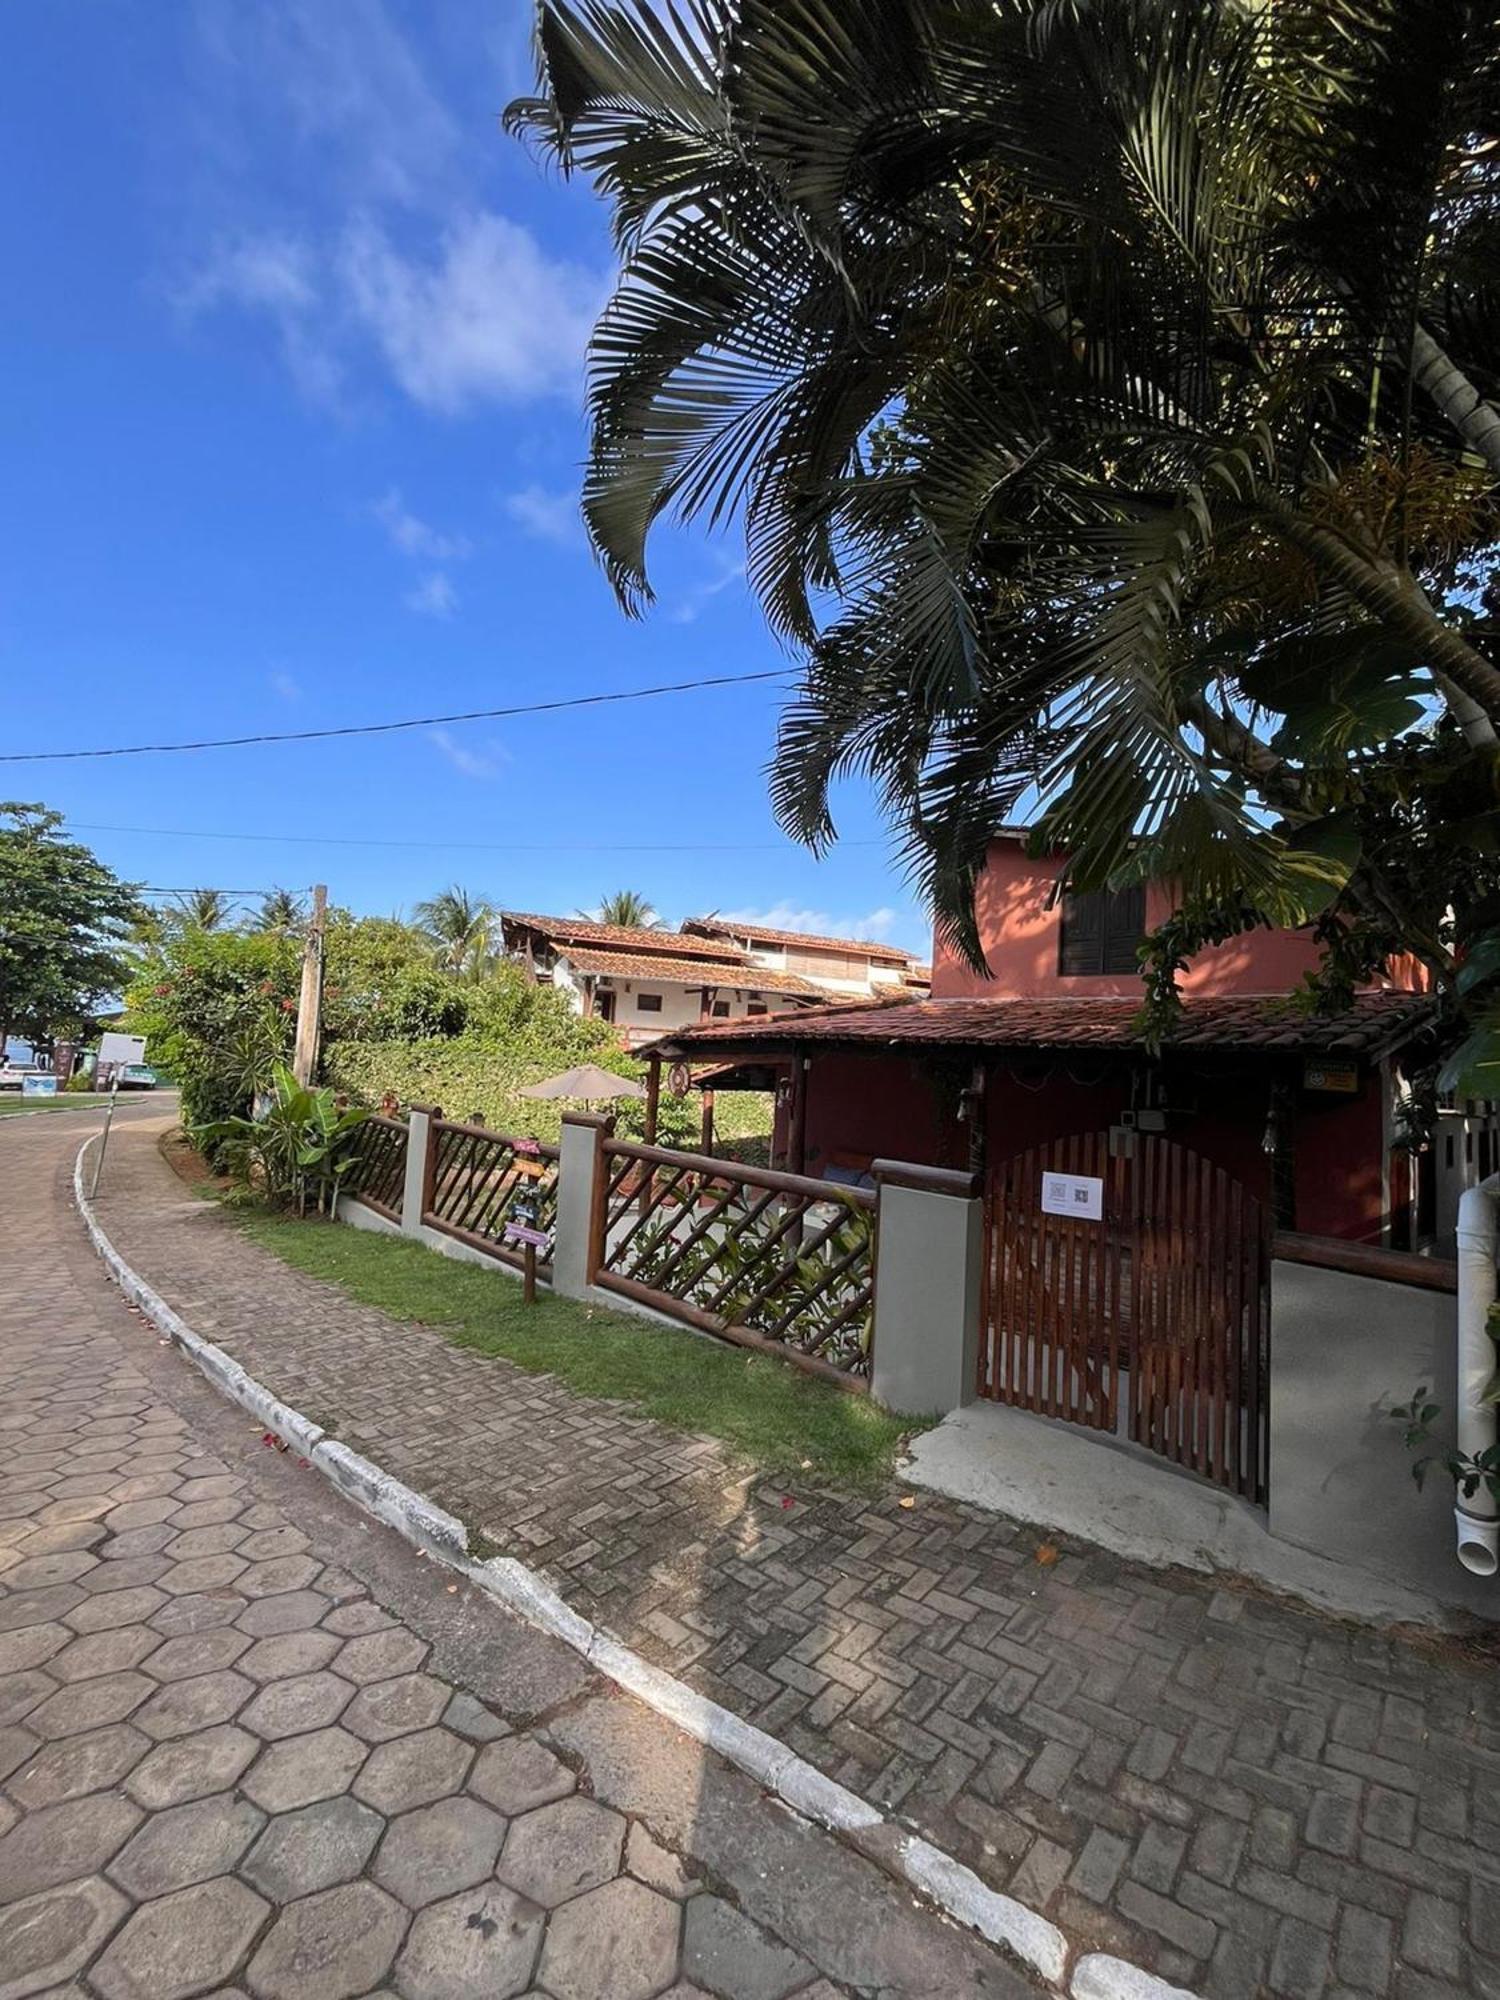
[1456, 933, 1500, 999]
[1438, 1025, 1500, 1098]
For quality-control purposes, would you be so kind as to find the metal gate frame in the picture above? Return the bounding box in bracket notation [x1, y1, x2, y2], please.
[980, 1130, 1270, 1504]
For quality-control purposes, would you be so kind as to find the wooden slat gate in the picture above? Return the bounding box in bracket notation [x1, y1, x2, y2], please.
[980, 1130, 1270, 1505]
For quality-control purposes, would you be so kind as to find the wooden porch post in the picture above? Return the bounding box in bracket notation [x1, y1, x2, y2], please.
[700, 1086, 715, 1157]
[640, 1054, 661, 1213]
[965, 1062, 988, 1179]
[787, 1055, 809, 1177]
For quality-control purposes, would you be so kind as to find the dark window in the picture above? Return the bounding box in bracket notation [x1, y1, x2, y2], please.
[747, 1002, 769, 1017]
[595, 988, 617, 1023]
[711, 1000, 731, 1018]
[1059, 884, 1145, 976]
[635, 992, 663, 1013]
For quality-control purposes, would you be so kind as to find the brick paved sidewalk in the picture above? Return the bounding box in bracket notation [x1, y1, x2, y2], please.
[92, 1114, 1500, 1998]
[0, 1108, 1035, 2000]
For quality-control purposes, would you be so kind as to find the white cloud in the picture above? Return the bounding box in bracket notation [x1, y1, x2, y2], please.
[667, 554, 747, 625]
[405, 571, 458, 618]
[373, 487, 470, 562]
[430, 728, 506, 779]
[340, 212, 600, 414]
[717, 902, 905, 945]
[178, 231, 344, 403]
[504, 483, 582, 546]
[269, 669, 302, 703]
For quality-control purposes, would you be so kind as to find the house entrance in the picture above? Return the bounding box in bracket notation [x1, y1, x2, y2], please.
[980, 1130, 1270, 1505]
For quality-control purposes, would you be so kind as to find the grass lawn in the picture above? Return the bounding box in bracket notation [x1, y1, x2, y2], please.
[0, 1093, 114, 1116]
[236, 1209, 925, 1487]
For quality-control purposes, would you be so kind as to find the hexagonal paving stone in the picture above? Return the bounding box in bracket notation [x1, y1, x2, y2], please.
[0, 1727, 34, 1787]
[681, 1896, 812, 2000]
[332, 1628, 427, 1686]
[144, 1627, 253, 1681]
[236, 1526, 309, 1563]
[135, 1669, 254, 1741]
[26, 1670, 154, 1740]
[108, 1791, 266, 1899]
[77, 1554, 169, 1596]
[0, 1873, 129, 1996]
[10, 1722, 149, 1808]
[352, 1727, 473, 1815]
[496, 1797, 625, 1910]
[0, 1621, 70, 1675]
[0, 1667, 56, 1728]
[238, 1629, 340, 1682]
[105, 1522, 179, 1560]
[626, 1823, 702, 1900]
[241, 1794, 384, 1902]
[538, 1877, 682, 2000]
[372, 1795, 507, 1908]
[4, 1549, 99, 1591]
[164, 1523, 249, 1562]
[0, 1584, 86, 1630]
[126, 1724, 259, 1810]
[342, 1674, 449, 1744]
[91, 1875, 269, 2000]
[159, 1553, 249, 1597]
[246, 1880, 407, 2000]
[470, 1738, 574, 1817]
[0, 1790, 142, 1901]
[103, 1498, 178, 1532]
[441, 1691, 509, 1745]
[63, 1584, 166, 1634]
[50, 1626, 159, 1683]
[320, 1599, 393, 1637]
[240, 1670, 352, 1740]
[238, 1554, 322, 1599]
[237, 1589, 331, 1638]
[242, 1726, 368, 1812]
[393, 1882, 544, 2000]
[150, 1590, 248, 1638]
[169, 1495, 244, 1532]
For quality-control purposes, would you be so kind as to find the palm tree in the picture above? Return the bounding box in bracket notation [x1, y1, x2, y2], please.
[510, 0, 1500, 1073]
[252, 888, 307, 935]
[414, 886, 497, 979]
[588, 890, 660, 929]
[171, 888, 235, 932]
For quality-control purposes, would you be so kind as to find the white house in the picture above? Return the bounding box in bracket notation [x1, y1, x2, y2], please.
[500, 912, 826, 1049]
[680, 917, 930, 998]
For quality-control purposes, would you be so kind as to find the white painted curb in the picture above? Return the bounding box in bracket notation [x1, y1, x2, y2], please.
[74, 1136, 1199, 2000]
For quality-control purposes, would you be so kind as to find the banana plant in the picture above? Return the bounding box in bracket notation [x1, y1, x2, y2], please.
[194, 1062, 370, 1214]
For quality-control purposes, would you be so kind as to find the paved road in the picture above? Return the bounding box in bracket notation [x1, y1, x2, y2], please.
[0, 1104, 1035, 1999]
[90, 1115, 1500, 1999]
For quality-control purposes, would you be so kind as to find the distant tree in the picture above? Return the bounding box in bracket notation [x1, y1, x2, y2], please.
[0, 802, 140, 1056]
[171, 888, 236, 932]
[252, 888, 307, 935]
[414, 886, 497, 980]
[590, 889, 660, 929]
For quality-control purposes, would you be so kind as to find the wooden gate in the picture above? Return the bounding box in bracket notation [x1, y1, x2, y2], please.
[980, 1131, 1270, 1504]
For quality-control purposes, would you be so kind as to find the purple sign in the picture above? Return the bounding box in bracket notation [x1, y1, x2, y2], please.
[504, 1223, 551, 1250]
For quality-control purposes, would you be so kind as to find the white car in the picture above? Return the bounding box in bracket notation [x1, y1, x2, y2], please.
[0, 1063, 41, 1092]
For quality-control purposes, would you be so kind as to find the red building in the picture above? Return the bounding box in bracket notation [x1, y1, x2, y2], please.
[649, 832, 1439, 1247]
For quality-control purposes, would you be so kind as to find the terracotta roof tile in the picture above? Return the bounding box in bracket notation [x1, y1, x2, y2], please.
[502, 912, 741, 962]
[648, 989, 1436, 1058]
[562, 947, 824, 995]
[682, 917, 913, 963]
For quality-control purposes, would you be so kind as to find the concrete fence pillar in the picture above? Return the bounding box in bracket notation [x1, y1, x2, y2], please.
[401, 1106, 438, 1239]
[553, 1112, 614, 1300]
[870, 1160, 984, 1417]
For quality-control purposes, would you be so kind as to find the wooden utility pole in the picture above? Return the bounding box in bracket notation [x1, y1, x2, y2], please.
[292, 885, 328, 1087]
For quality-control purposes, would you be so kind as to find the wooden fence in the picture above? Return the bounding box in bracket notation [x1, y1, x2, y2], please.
[343, 1114, 408, 1222]
[590, 1136, 876, 1387]
[421, 1118, 559, 1277]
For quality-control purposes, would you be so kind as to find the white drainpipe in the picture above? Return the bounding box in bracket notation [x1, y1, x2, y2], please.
[1455, 1177, 1500, 1575]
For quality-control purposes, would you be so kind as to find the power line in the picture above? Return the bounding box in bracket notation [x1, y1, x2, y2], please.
[0, 670, 789, 764]
[74, 820, 880, 855]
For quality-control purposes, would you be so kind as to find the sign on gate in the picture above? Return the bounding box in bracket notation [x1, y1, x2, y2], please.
[1040, 1170, 1103, 1221]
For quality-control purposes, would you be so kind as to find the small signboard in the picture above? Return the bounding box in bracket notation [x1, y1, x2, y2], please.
[513, 1157, 549, 1182]
[21, 1075, 57, 1098]
[1302, 1059, 1359, 1094]
[503, 1223, 551, 1250]
[1041, 1171, 1104, 1222]
[98, 1032, 147, 1069]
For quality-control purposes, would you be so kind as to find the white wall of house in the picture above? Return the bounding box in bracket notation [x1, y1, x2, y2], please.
[549, 957, 796, 1046]
[737, 939, 908, 997]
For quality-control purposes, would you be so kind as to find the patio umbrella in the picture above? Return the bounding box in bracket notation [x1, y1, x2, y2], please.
[518, 1064, 645, 1102]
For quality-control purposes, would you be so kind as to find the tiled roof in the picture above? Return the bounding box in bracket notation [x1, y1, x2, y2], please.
[502, 912, 741, 963]
[561, 947, 825, 996]
[649, 989, 1437, 1058]
[681, 917, 913, 964]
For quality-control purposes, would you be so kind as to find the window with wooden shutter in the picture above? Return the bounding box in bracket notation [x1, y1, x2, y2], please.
[1059, 884, 1145, 976]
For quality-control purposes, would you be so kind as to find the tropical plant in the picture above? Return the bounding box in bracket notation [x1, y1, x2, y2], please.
[588, 889, 661, 929]
[413, 886, 498, 979]
[252, 888, 307, 935]
[0, 803, 141, 1056]
[195, 1063, 371, 1213]
[170, 887, 236, 933]
[1395, 1302, 1500, 1510]
[509, 0, 1500, 1077]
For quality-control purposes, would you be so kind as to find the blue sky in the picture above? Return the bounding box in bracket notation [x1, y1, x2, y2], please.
[0, 0, 926, 955]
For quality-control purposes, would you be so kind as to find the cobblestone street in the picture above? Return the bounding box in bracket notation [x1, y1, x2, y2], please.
[46, 1109, 1500, 1998]
[0, 1104, 1034, 2000]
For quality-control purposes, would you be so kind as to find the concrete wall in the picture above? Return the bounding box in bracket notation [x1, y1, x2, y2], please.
[1268, 1259, 1494, 1618]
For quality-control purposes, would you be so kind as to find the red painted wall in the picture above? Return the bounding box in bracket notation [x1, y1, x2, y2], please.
[933, 839, 1421, 1000]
